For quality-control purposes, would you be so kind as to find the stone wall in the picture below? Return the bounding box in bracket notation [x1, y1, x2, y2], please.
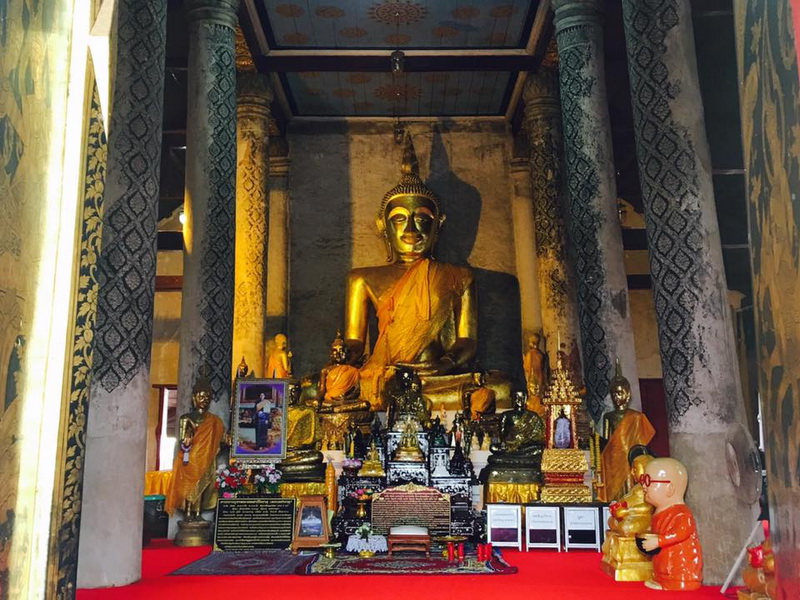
[287, 121, 523, 382]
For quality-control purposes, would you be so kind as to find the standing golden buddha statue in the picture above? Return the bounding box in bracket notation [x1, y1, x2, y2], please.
[522, 332, 547, 416]
[343, 133, 477, 410]
[165, 375, 228, 546]
[597, 359, 656, 503]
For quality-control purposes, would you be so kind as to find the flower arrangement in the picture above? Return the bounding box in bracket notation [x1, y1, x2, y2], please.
[215, 462, 247, 496]
[253, 464, 282, 494]
[355, 522, 373, 541]
[347, 488, 375, 501]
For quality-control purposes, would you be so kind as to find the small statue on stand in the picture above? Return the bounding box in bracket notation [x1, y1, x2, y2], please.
[166, 374, 228, 546]
[360, 438, 386, 477]
[265, 333, 292, 378]
[482, 391, 546, 483]
[639, 457, 704, 591]
[598, 359, 656, 503]
[387, 367, 430, 431]
[277, 382, 326, 482]
[522, 332, 548, 416]
[463, 371, 496, 421]
[318, 331, 369, 412]
[392, 416, 425, 462]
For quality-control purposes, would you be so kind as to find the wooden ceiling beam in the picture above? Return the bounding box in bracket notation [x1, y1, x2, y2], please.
[253, 53, 539, 73]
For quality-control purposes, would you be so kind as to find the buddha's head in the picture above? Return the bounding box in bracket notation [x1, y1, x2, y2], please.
[528, 332, 541, 349]
[628, 444, 656, 483]
[513, 390, 526, 410]
[274, 333, 288, 351]
[377, 133, 445, 263]
[191, 374, 213, 412]
[609, 358, 631, 410]
[329, 330, 348, 365]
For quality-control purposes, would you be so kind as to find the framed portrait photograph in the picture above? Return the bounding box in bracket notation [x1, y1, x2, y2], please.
[232, 379, 289, 465]
[291, 495, 330, 551]
[486, 504, 522, 550]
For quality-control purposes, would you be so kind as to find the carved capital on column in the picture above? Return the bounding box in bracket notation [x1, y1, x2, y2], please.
[185, 0, 239, 28]
[523, 69, 561, 122]
[509, 156, 530, 176]
[237, 71, 272, 121]
[552, 0, 603, 36]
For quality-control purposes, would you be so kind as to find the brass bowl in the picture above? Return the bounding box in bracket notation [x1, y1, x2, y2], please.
[359, 550, 376, 558]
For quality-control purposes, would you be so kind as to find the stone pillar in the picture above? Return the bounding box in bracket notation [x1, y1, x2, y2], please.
[178, 0, 238, 421]
[265, 133, 290, 343]
[232, 72, 272, 377]
[509, 154, 543, 339]
[77, 0, 167, 588]
[522, 69, 583, 373]
[552, 0, 641, 420]
[622, 0, 753, 583]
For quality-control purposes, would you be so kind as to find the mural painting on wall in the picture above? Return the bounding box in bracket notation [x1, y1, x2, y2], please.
[0, 0, 71, 596]
[738, 1, 800, 597]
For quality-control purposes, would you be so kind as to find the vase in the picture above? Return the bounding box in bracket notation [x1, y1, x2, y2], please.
[356, 500, 367, 519]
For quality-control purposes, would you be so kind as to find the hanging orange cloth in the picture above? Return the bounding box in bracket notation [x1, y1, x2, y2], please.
[359, 259, 470, 409]
[598, 411, 655, 503]
[164, 414, 225, 515]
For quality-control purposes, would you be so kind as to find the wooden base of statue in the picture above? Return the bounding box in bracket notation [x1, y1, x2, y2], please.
[484, 482, 541, 503]
[174, 517, 213, 547]
[601, 534, 653, 581]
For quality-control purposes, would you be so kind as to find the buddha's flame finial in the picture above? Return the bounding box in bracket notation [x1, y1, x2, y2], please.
[401, 131, 419, 178]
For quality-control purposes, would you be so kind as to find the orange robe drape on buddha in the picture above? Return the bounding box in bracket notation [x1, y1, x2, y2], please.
[165, 414, 225, 515]
[599, 411, 655, 502]
[323, 364, 360, 400]
[651, 504, 703, 591]
[359, 259, 470, 409]
[469, 387, 496, 419]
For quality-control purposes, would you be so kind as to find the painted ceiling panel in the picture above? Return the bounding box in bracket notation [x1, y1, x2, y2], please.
[285, 70, 513, 116]
[259, 0, 536, 49]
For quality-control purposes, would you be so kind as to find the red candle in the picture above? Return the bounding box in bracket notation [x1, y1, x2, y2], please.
[486, 543, 493, 560]
[457, 543, 465, 562]
[447, 542, 455, 562]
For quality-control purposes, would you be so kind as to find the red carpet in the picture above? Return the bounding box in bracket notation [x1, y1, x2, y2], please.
[78, 539, 734, 600]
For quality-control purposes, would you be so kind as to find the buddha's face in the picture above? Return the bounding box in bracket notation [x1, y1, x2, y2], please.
[384, 196, 441, 261]
[192, 390, 211, 412]
[611, 385, 631, 409]
[330, 342, 347, 364]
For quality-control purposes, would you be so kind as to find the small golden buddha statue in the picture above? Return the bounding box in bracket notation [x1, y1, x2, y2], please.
[597, 359, 655, 503]
[343, 133, 477, 410]
[277, 382, 326, 482]
[483, 391, 545, 484]
[166, 375, 228, 545]
[359, 438, 386, 476]
[265, 333, 292, 378]
[463, 371, 496, 421]
[601, 446, 656, 581]
[522, 332, 547, 416]
[392, 416, 426, 462]
[318, 330, 370, 413]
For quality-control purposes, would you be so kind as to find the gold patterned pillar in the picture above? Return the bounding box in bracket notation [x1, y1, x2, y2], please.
[522, 68, 583, 377]
[266, 131, 290, 341]
[509, 153, 544, 339]
[232, 72, 272, 377]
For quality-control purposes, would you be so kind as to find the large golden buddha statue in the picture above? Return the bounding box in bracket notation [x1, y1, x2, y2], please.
[344, 133, 477, 410]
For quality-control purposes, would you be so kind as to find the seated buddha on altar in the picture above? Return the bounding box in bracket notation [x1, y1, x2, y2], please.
[342, 133, 509, 411]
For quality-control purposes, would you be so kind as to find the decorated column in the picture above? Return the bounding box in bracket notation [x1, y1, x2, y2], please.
[552, 0, 641, 420]
[77, 0, 167, 588]
[509, 153, 543, 338]
[522, 68, 582, 374]
[178, 0, 238, 420]
[622, 0, 752, 582]
[232, 72, 272, 377]
[266, 132, 290, 341]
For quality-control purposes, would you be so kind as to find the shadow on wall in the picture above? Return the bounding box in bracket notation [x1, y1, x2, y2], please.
[427, 126, 524, 386]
